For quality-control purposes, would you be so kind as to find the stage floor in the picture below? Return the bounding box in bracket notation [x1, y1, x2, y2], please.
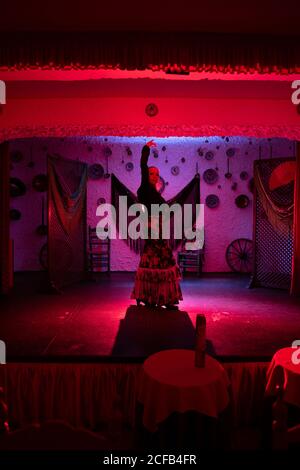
[1, 272, 300, 361]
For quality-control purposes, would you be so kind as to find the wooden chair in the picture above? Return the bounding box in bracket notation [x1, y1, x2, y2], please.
[88, 226, 110, 275]
[177, 240, 204, 277]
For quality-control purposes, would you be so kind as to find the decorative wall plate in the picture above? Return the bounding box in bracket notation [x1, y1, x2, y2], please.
[32, 174, 48, 192]
[97, 197, 106, 205]
[205, 194, 219, 208]
[10, 150, 23, 163]
[10, 177, 27, 197]
[205, 151, 214, 161]
[235, 194, 250, 208]
[203, 168, 218, 185]
[171, 166, 180, 176]
[145, 103, 158, 117]
[88, 164, 104, 180]
[240, 171, 249, 181]
[226, 148, 236, 157]
[10, 208, 21, 220]
[103, 146, 112, 157]
[125, 162, 134, 172]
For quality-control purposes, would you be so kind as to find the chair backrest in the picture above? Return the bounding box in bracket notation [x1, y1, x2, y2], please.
[88, 226, 110, 249]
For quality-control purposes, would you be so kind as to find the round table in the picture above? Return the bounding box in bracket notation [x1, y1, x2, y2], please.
[265, 347, 300, 407]
[138, 349, 230, 433]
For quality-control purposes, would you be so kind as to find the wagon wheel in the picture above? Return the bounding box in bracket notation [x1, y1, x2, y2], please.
[226, 238, 253, 273]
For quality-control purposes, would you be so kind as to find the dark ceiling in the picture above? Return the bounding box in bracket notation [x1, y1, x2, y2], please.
[1, 0, 300, 35]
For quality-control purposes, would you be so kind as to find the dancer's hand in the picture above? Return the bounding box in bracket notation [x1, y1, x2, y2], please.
[146, 140, 157, 148]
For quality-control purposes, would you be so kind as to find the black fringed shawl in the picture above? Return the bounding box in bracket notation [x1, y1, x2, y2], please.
[111, 173, 200, 254]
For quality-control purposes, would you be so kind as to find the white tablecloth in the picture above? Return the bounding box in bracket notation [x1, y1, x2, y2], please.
[138, 349, 230, 432]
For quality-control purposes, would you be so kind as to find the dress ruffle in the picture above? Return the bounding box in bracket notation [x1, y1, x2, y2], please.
[131, 264, 183, 305]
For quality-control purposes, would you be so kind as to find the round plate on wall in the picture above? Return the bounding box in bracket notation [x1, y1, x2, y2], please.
[97, 197, 106, 205]
[205, 194, 219, 208]
[88, 164, 104, 180]
[10, 177, 27, 197]
[145, 103, 159, 117]
[240, 171, 249, 181]
[32, 174, 48, 192]
[205, 151, 214, 161]
[10, 208, 21, 220]
[10, 150, 23, 163]
[203, 168, 219, 185]
[125, 162, 134, 172]
[235, 194, 250, 208]
[171, 166, 180, 176]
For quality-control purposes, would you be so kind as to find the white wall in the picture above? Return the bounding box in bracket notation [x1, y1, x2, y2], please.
[9, 136, 295, 272]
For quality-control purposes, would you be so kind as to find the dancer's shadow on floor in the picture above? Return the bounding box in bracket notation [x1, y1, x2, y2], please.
[111, 305, 215, 358]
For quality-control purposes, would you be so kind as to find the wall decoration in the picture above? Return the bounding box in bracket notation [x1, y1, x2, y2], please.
[125, 162, 134, 172]
[226, 148, 236, 157]
[205, 151, 214, 161]
[145, 103, 158, 117]
[240, 171, 249, 180]
[10, 177, 27, 197]
[235, 194, 250, 208]
[104, 146, 112, 158]
[97, 197, 106, 205]
[10, 150, 23, 163]
[32, 174, 48, 192]
[181, 157, 186, 163]
[231, 182, 238, 191]
[226, 238, 253, 273]
[125, 146, 132, 156]
[225, 158, 232, 179]
[10, 208, 21, 220]
[203, 168, 218, 185]
[153, 149, 159, 159]
[88, 164, 104, 180]
[162, 146, 166, 152]
[197, 148, 204, 157]
[205, 194, 219, 208]
[171, 166, 180, 176]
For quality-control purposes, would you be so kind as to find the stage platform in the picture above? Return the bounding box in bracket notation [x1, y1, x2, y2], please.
[1, 272, 299, 362]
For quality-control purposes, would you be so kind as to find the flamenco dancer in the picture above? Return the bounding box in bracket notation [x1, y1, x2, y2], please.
[131, 140, 183, 309]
